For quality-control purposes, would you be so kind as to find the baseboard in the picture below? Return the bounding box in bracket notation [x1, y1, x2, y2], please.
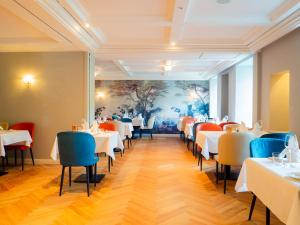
[152, 134, 179, 137]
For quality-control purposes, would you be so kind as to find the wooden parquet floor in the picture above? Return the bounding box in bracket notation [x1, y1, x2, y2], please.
[0, 137, 284, 225]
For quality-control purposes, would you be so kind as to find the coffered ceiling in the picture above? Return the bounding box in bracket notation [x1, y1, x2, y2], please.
[0, 0, 299, 80]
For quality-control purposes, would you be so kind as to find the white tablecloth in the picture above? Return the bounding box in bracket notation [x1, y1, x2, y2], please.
[177, 118, 184, 131]
[0, 130, 32, 157]
[51, 131, 124, 161]
[184, 123, 194, 139]
[195, 131, 225, 160]
[235, 158, 300, 225]
[132, 118, 144, 128]
[123, 122, 134, 138]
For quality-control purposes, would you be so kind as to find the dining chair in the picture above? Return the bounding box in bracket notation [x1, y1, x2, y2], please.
[181, 117, 195, 142]
[5, 122, 35, 171]
[188, 122, 203, 156]
[140, 116, 156, 139]
[196, 123, 222, 171]
[121, 118, 132, 123]
[248, 138, 285, 221]
[216, 132, 256, 194]
[260, 132, 292, 141]
[57, 132, 98, 196]
[0, 122, 9, 130]
[99, 122, 122, 167]
[219, 122, 238, 130]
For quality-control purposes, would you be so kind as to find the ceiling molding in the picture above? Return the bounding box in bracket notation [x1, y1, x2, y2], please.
[246, 8, 300, 51]
[37, 0, 100, 50]
[113, 60, 133, 76]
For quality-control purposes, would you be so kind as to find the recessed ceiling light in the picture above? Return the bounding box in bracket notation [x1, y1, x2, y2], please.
[216, 0, 230, 4]
[85, 23, 90, 28]
[171, 42, 176, 46]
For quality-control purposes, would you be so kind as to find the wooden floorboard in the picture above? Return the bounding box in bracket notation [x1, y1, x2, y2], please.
[0, 137, 284, 225]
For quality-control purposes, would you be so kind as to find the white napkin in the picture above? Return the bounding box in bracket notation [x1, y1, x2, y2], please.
[90, 120, 99, 133]
[221, 115, 229, 123]
[239, 121, 248, 132]
[279, 134, 300, 162]
[81, 118, 89, 130]
[253, 121, 262, 133]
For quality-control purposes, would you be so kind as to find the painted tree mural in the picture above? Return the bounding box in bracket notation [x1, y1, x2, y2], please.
[109, 80, 168, 122]
[95, 80, 209, 134]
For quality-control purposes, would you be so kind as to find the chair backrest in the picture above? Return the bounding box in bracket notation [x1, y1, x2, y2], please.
[260, 132, 292, 141]
[219, 122, 238, 130]
[57, 132, 96, 166]
[192, 122, 203, 140]
[10, 122, 35, 145]
[112, 121, 125, 140]
[218, 132, 256, 166]
[198, 123, 222, 131]
[0, 122, 9, 130]
[147, 116, 156, 129]
[112, 115, 119, 120]
[121, 118, 132, 123]
[250, 138, 285, 158]
[223, 123, 241, 131]
[99, 122, 117, 131]
[182, 116, 195, 131]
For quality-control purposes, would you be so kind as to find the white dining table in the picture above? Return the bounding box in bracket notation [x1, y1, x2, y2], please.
[123, 122, 134, 138]
[235, 158, 300, 225]
[0, 130, 32, 157]
[51, 131, 124, 161]
[132, 118, 144, 128]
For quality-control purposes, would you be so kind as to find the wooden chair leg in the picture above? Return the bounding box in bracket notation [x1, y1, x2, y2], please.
[14, 149, 17, 166]
[108, 157, 111, 173]
[197, 152, 201, 166]
[69, 166, 72, 187]
[216, 161, 219, 184]
[59, 166, 65, 196]
[223, 165, 227, 194]
[248, 194, 256, 221]
[29, 148, 35, 166]
[86, 166, 90, 197]
[150, 130, 153, 139]
[111, 157, 113, 166]
[21, 150, 24, 171]
[94, 163, 97, 187]
[2, 157, 5, 170]
[266, 207, 270, 225]
[200, 154, 203, 171]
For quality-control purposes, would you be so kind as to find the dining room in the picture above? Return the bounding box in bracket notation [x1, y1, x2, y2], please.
[0, 1, 300, 225]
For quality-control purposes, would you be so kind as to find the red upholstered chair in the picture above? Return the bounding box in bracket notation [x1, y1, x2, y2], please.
[99, 122, 117, 131]
[5, 122, 35, 171]
[196, 123, 222, 170]
[219, 122, 238, 130]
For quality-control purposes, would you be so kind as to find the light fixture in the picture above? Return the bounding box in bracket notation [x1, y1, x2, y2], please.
[171, 42, 176, 46]
[85, 23, 90, 28]
[96, 91, 105, 98]
[22, 74, 34, 87]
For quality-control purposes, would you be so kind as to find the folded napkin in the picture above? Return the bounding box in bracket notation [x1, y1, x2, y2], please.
[239, 121, 248, 132]
[81, 119, 89, 130]
[279, 134, 300, 162]
[90, 120, 99, 133]
[221, 115, 229, 123]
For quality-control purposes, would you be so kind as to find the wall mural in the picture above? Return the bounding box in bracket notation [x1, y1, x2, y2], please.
[95, 80, 209, 134]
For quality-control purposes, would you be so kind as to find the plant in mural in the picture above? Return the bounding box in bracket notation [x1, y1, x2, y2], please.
[95, 106, 106, 119]
[175, 81, 209, 117]
[109, 80, 168, 122]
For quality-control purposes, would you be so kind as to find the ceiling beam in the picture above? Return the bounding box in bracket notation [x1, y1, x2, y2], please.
[169, 0, 191, 43]
[113, 60, 133, 77]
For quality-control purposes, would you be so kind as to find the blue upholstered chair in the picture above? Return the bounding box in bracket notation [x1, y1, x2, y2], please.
[260, 132, 292, 141]
[121, 118, 132, 123]
[250, 138, 285, 158]
[248, 138, 285, 221]
[57, 132, 99, 196]
[188, 122, 203, 156]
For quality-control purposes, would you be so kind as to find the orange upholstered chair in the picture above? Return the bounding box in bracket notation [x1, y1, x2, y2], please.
[219, 122, 238, 130]
[196, 123, 222, 170]
[99, 122, 117, 131]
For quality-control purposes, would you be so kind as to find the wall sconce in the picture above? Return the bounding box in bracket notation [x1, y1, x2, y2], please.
[22, 74, 34, 87]
[96, 91, 105, 98]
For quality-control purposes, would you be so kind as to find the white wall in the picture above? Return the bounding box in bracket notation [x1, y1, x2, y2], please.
[209, 77, 218, 118]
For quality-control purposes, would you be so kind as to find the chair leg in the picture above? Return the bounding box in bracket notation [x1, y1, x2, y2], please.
[59, 166, 65, 196]
[192, 142, 195, 156]
[14, 149, 17, 166]
[266, 207, 270, 225]
[120, 150, 123, 157]
[139, 129, 142, 138]
[224, 165, 227, 194]
[197, 152, 201, 166]
[200, 154, 203, 171]
[94, 163, 97, 187]
[108, 157, 111, 173]
[216, 161, 219, 184]
[21, 150, 24, 171]
[248, 194, 257, 221]
[150, 130, 153, 139]
[86, 167, 90, 197]
[2, 157, 5, 170]
[29, 148, 35, 166]
[111, 157, 113, 166]
[127, 138, 130, 149]
[69, 166, 72, 187]
[5, 156, 8, 166]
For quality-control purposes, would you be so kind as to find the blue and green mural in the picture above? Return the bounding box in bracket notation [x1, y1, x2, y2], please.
[95, 80, 209, 134]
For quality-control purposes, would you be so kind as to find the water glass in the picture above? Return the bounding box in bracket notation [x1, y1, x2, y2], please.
[272, 152, 283, 166]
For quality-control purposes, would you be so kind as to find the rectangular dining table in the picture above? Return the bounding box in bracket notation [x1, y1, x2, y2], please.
[0, 130, 32, 175]
[235, 158, 300, 225]
[51, 130, 124, 182]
